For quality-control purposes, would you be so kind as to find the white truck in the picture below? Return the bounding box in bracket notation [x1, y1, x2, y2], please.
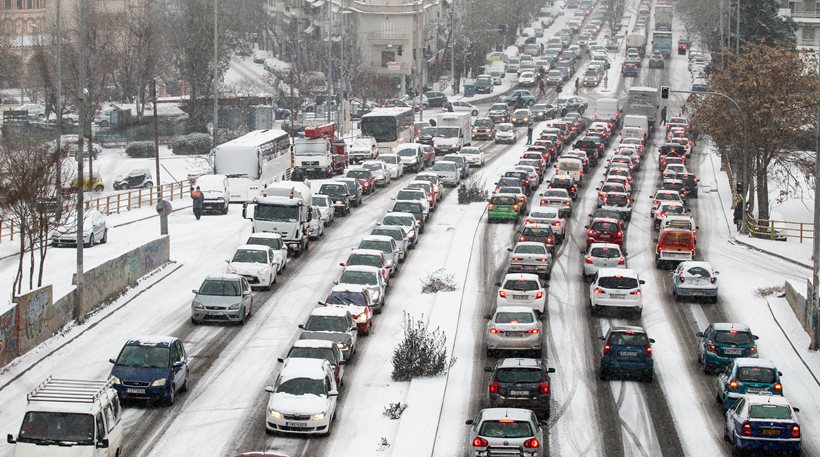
[623, 115, 650, 140]
[346, 136, 379, 164]
[654, 5, 673, 31]
[626, 86, 659, 131]
[433, 112, 472, 155]
[625, 33, 647, 57]
[292, 123, 349, 179]
[211, 129, 292, 203]
[594, 98, 623, 127]
[242, 181, 314, 256]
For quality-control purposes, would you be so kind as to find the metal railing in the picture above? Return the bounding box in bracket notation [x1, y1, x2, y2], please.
[744, 212, 815, 243]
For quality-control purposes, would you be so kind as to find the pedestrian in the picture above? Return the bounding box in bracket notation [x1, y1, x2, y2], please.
[539, 79, 546, 96]
[660, 106, 667, 125]
[526, 122, 534, 145]
[191, 186, 204, 220]
[733, 199, 743, 231]
[540, 43, 545, 54]
[447, 102, 454, 112]
[574, 77, 580, 93]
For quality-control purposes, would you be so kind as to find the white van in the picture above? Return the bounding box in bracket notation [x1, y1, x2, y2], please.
[622, 115, 649, 140]
[556, 157, 584, 183]
[595, 98, 623, 126]
[8, 377, 123, 457]
[195, 174, 230, 214]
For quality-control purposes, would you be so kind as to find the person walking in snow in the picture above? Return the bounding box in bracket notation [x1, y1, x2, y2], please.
[733, 199, 743, 232]
[526, 121, 534, 145]
[574, 77, 580, 94]
[660, 106, 667, 125]
[191, 186, 204, 220]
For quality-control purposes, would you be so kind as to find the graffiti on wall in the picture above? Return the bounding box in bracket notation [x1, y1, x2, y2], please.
[17, 286, 52, 339]
[0, 308, 18, 366]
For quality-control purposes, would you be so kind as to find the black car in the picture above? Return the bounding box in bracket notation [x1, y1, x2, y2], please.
[335, 179, 363, 207]
[548, 175, 577, 200]
[318, 182, 352, 216]
[530, 104, 557, 122]
[517, 223, 557, 254]
[675, 172, 700, 197]
[423, 90, 448, 107]
[588, 207, 628, 225]
[418, 126, 436, 145]
[472, 118, 495, 140]
[488, 103, 511, 123]
[574, 136, 606, 160]
[485, 358, 556, 418]
[504, 170, 534, 194]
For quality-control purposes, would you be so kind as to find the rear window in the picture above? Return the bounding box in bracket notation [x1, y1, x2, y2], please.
[591, 247, 620, 258]
[749, 405, 792, 420]
[657, 193, 680, 201]
[592, 222, 619, 232]
[492, 196, 517, 205]
[598, 276, 639, 289]
[495, 312, 535, 324]
[736, 367, 776, 383]
[514, 244, 546, 254]
[320, 184, 346, 193]
[503, 280, 540, 291]
[393, 202, 422, 213]
[605, 195, 628, 206]
[713, 331, 754, 345]
[558, 160, 581, 170]
[496, 368, 544, 383]
[247, 236, 282, 250]
[348, 254, 382, 268]
[683, 266, 711, 278]
[659, 231, 693, 246]
[478, 420, 534, 439]
[608, 332, 649, 346]
[383, 215, 413, 226]
[347, 170, 370, 179]
[522, 227, 552, 237]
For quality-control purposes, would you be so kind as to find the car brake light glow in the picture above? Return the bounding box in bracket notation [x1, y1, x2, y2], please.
[512, 257, 523, 261]
[489, 327, 503, 334]
[618, 257, 625, 265]
[524, 438, 541, 449]
[585, 256, 593, 264]
[750, 346, 757, 355]
[774, 383, 782, 392]
[710, 277, 717, 284]
[526, 328, 540, 334]
[514, 204, 520, 211]
[645, 346, 653, 357]
[539, 381, 549, 394]
[791, 425, 800, 438]
[499, 290, 507, 298]
[552, 221, 561, 227]
[535, 291, 544, 299]
[741, 422, 752, 436]
[603, 344, 611, 355]
[489, 380, 500, 394]
[630, 290, 641, 295]
[593, 288, 605, 294]
[520, 236, 526, 241]
[537, 257, 548, 262]
[707, 344, 717, 353]
[488, 204, 494, 210]
[473, 437, 489, 447]
[729, 380, 738, 389]
[588, 229, 595, 236]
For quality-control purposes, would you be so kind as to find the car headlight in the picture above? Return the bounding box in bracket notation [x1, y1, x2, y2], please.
[227, 265, 236, 273]
[229, 303, 241, 310]
[111, 376, 121, 385]
[259, 267, 271, 276]
[311, 413, 326, 421]
[193, 301, 204, 309]
[151, 378, 167, 387]
[372, 289, 381, 302]
[336, 342, 348, 350]
[336, 200, 344, 205]
[268, 409, 283, 419]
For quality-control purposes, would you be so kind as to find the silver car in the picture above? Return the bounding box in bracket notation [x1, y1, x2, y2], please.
[51, 208, 109, 247]
[539, 188, 573, 218]
[525, 207, 566, 240]
[381, 212, 420, 247]
[371, 224, 410, 261]
[507, 242, 552, 279]
[466, 408, 545, 457]
[431, 161, 459, 186]
[357, 235, 401, 275]
[581, 242, 626, 280]
[361, 160, 391, 187]
[485, 306, 543, 357]
[191, 273, 253, 325]
[311, 194, 335, 226]
[336, 265, 387, 308]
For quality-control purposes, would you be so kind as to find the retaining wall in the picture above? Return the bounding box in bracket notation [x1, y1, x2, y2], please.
[784, 279, 813, 335]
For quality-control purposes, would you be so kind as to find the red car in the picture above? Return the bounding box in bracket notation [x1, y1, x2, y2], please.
[345, 167, 376, 194]
[585, 217, 625, 248]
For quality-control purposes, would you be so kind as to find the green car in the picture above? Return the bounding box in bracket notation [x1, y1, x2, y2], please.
[488, 193, 520, 223]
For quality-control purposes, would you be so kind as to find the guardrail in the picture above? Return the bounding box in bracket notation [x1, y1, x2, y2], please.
[0, 181, 189, 243]
[744, 212, 814, 243]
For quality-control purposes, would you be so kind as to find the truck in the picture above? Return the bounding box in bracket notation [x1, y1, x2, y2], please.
[623, 115, 650, 140]
[594, 98, 623, 128]
[292, 123, 349, 179]
[242, 181, 314, 255]
[346, 136, 378, 164]
[652, 31, 674, 57]
[654, 5, 673, 31]
[625, 33, 647, 57]
[210, 129, 292, 203]
[433, 112, 472, 155]
[626, 86, 659, 131]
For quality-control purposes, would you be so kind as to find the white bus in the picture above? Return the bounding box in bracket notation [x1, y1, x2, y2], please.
[211, 129, 292, 203]
[360, 107, 415, 154]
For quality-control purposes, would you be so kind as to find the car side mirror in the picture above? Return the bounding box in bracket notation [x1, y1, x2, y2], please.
[224, 259, 229, 263]
[277, 357, 285, 363]
[584, 225, 589, 229]
[96, 438, 109, 449]
[465, 419, 474, 425]
[494, 281, 502, 287]
[547, 367, 556, 373]
[109, 358, 116, 364]
[484, 313, 493, 320]
[173, 361, 184, 369]
[753, 335, 759, 340]
[506, 248, 513, 252]
[265, 386, 274, 393]
[696, 331, 704, 337]
[639, 280, 645, 284]
[333, 281, 339, 285]
[329, 389, 340, 397]
[696, 226, 700, 230]
[483, 367, 494, 373]
[653, 239, 658, 243]
[339, 262, 346, 267]
[649, 338, 656, 343]
[6, 434, 15, 444]
[318, 301, 327, 306]
[599, 336, 605, 341]
[793, 407, 800, 413]
[298, 324, 306, 330]
[714, 271, 719, 275]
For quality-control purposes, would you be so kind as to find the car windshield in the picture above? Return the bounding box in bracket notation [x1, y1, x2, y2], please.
[305, 315, 349, 332]
[252, 204, 299, 222]
[276, 377, 326, 396]
[495, 312, 535, 324]
[348, 254, 382, 268]
[347, 170, 370, 179]
[18, 412, 95, 445]
[462, 148, 480, 155]
[609, 332, 649, 346]
[396, 148, 417, 157]
[383, 215, 413, 226]
[515, 245, 546, 254]
[232, 249, 267, 264]
[492, 197, 517, 206]
[598, 276, 639, 289]
[199, 279, 242, 296]
[340, 270, 377, 285]
[606, 195, 628, 206]
[591, 247, 620, 258]
[397, 191, 423, 200]
[311, 197, 329, 207]
[496, 368, 544, 383]
[360, 116, 398, 142]
[749, 405, 792, 420]
[592, 222, 619, 232]
[326, 291, 367, 306]
[380, 156, 399, 164]
[736, 366, 776, 383]
[478, 420, 534, 438]
[497, 124, 513, 132]
[362, 162, 381, 171]
[491, 104, 507, 111]
[393, 202, 421, 213]
[442, 155, 464, 164]
[116, 344, 170, 368]
[522, 227, 551, 238]
[288, 347, 335, 364]
[503, 279, 540, 291]
[543, 190, 566, 198]
[714, 331, 754, 345]
[436, 127, 459, 138]
[360, 240, 392, 253]
[432, 162, 455, 172]
[247, 236, 282, 250]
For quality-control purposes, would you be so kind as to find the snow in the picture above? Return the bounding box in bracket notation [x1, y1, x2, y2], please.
[278, 358, 329, 381]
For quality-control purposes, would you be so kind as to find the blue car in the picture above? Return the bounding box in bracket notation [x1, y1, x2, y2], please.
[697, 323, 759, 374]
[716, 358, 783, 409]
[441, 154, 470, 179]
[110, 336, 189, 405]
[599, 325, 654, 381]
[724, 394, 801, 454]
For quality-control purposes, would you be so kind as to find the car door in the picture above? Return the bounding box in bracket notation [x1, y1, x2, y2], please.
[103, 399, 123, 456]
[242, 278, 253, 310]
[171, 340, 188, 391]
[725, 397, 745, 438]
[94, 412, 108, 457]
[699, 324, 712, 358]
[267, 248, 278, 274]
[93, 212, 104, 240]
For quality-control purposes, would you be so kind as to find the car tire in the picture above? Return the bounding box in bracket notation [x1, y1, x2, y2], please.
[644, 371, 654, 382]
[94, 185, 104, 192]
[238, 312, 246, 326]
[716, 390, 723, 404]
[144, 181, 153, 189]
[180, 377, 188, 393]
[166, 385, 175, 406]
[84, 234, 94, 248]
[486, 348, 494, 358]
[471, 110, 479, 116]
[101, 229, 108, 244]
[599, 368, 608, 381]
[191, 317, 200, 325]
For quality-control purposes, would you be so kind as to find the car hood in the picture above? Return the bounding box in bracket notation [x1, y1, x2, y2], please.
[8, 444, 97, 457]
[228, 262, 269, 274]
[269, 392, 329, 415]
[111, 364, 169, 383]
[193, 294, 242, 307]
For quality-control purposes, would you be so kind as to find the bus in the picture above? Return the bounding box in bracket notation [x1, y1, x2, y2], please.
[210, 129, 292, 202]
[360, 107, 415, 154]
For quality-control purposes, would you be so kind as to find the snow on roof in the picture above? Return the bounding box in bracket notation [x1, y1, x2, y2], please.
[126, 335, 178, 346]
[480, 407, 535, 421]
[205, 273, 244, 281]
[255, 195, 301, 206]
[292, 339, 334, 349]
[236, 244, 270, 252]
[733, 358, 776, 369]
[744, 393, 793, 407]
[280, 358, 328, 381]
[342, 265, 381, 274]
[678, 261, 713, 269]
[361, 235, 393, 243]
[495, 306, 538, 315]
[330, 284, 369, 294]
[597, 268, 638, 278]
[502, 272, 541, 281]
[349, 249, 384, 257]
[515, 241, 548, 248]
[248, 232, 283, 240]
[712, 322, 752, 332]
[383, 212, 416, 219]
[497, 358, 541, 369]
[589, 242, 622, 249]
[310, 306, 351, 318]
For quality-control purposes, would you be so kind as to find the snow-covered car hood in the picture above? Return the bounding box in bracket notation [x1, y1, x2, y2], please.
[228, 262, 270, 275]
[269, 392, 329, 415]
[434, 137, 459, 146]
[193, 294, 243, 308]
[9, 443, 98, 457]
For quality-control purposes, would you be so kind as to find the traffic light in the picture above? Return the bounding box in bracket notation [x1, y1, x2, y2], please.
[397, 46, 403, 56]
[661, 86, 670, 99]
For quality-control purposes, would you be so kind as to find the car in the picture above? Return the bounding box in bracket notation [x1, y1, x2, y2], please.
[381, 212, 419, 247]
[190, 273, 254, 325]
[582, 243, 626, 281]
[109, 336, 189, 405]
[396, 188, 431, 216]
[603, 175, 632, 195]
[335, 177, 363, 207]
[488, 193, 521, 223]
[466, 408, 545, 457]
[496, 273, 548, 314]
[226, 244, 278, 290]
[599, 326, 655, 381]
[510, 109, 532, 126]
[407, 180, 438, 209]
[472, 118, 495, 140]
[517, 224, 556, 255]
[246, 233, 289, 274]
[648, 50, 664, 68]
[502, 89, 537, 107]
[415, 172, 443, 198]
[556, 96, 587, 115]
[488, 103, 511, 123]
[716, 358, 783, 409]
[697, 323, 759, 374]
[439, 153, 470, 179]
[655, 227, 696, 269]
[654, 201, 688, 230]
[692, 78, 709, 92]
[430, 161, 459, 187]
[621, 61, 639, 76]
[547, 175, 577, 200]
[341, 248, 393, 283]
[525, 206, 566, 241]
[531, 104, 557, 121]
[423, 90, 448, 107]
[344, 167, 376, 194]
[446, 100, 480, 116]
[585, 217, 624, 248]
[298, 306, 358, 361]
[724, 394, 801, 455]
[392, 199, 427, 228]
[485, 307, 543, 357]
[650, 190, 683, 217]
[282, 339, 346, 387]
[460, 146, 485, 167]
[324, 286, 375, 332]
[507, 242, 552, 279]
[51, 208, 109, 247]
[264, 358, 339, 435]
[545, 69, 564, 87]
[310, 195, 335, 226]
[377, 153, 405, 179]
[484, 359, 556, 418]
[539, 188, 572, 218]
[673, 172, 699, 197]
[494, 122, 516, 144]
[474, 75, 494, 94]
[113, 168, 153, 190]
[600, 191, 633, 221]
[357, 235, 401, 278]
[589, 268, 644, 316]
[518, 71, 537, 87]
[318, 182, 352, 216]
[417, 125, 436, 145]
[660, 214, 698, 233]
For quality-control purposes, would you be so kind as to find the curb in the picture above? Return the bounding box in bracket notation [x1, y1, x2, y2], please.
[731, 237, 812, 270]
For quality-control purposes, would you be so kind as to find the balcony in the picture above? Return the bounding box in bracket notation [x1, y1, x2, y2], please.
[367, 31, 410, 44]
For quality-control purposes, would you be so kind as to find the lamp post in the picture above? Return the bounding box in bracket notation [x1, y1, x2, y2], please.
[74, 0, 87, 322]
[212, 0, 219, 148]
[811, 61, 820, 350]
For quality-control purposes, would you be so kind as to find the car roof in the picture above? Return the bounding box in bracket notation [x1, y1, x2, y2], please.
[712, 322, 753, 333]
[591, 217, 621, 224]
[248, 233, 283, 240]
[342, 265, 381, 273]
[495, 305, 537, 314]
[310, 306, 351, 318]
[292, 339, 335, 349]
[350, 248, 384, 257]
[125, 335, 178, 347]
[492, 193, 519, 198]
[480, 408, 537, 422]
[515, 241, 548, 248]
[743, 394, 793, 407]
[204, 273, 244, 282]
[589, 242, 621, 250]
[502, 272, 541, 282]
[384, 211, 416, 220]
[733, 357, 776, 369]
[279, 358, 329, 381]
[597, 267, 638, 278]
[361, 234, 394, 242]
[235, 244, 270, 252]
[609, 325, 647, 335]
[497, 358, 543, 369]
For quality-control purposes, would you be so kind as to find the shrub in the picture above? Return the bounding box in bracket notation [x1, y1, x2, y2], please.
[170, 133, 212, 155]
[124, 141, 155, 158]
[420, 268, 457, 294]
[383, 402, 408, 420]
[391, 312, 454, 381]
[457, 176, 489, 204]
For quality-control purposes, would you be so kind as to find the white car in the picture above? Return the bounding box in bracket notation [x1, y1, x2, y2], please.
[431, 161, 459, 187]
[518, 71, 537, 86]
[539, 188, 573, 218]
[460, 146, 485, 167]
[395, 188, 431, 217]
[445, 100, 480, 116]
[507, 241, 552, 279]
[245, 232, 289, 274]
[378, 154, 404, 178]
[485, 306, 543, 357]
[589, 268, 645, 316]
[669, 137, 692, 155]
[311, 194, 335, 226]
[525, 206, 566, 240]
[496, 272, 548, 314]
[415, 172, 443, 198]
[308, 205, 325, 240]
[51, 209, 109, 247]
[265, 358, 339, 435]
[227, 244, 278, 289]
[582, 243, 625, 280]
[494, 123, 516, 144]
[650, 190, 684, 217]
[337, 265, 387, 309]
[361, 160, 392, 187]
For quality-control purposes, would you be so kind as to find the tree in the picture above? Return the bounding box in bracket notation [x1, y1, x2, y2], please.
[688, 43, 816, 221]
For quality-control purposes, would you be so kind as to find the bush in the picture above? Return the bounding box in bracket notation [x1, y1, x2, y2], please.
[170, 133, 212, 155]
[457, 176, 489, 204]
[391, 312, 454, 381]
[383, 402, 408, 420]
[420, 268, 457, 294]
[124, 141, 155, 158]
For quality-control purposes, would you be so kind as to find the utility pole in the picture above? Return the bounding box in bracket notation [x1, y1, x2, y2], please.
[450, 8, 455, 94]
[152, 80, 161, 199]
[326, 0, 332, 123]
[55, 0, 62, 208]
[212, 0, 219, 148]
[74, 0, 87, 322]
[417, 0, 424, 121]
[735, 0, 740, 55]
[719, 0, 724, 51]
[811, 61, 820, 351]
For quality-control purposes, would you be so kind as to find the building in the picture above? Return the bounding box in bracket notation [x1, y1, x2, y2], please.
[779, 0, 819, 49]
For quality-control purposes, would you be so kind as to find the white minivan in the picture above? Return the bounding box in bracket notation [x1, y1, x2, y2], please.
[556, 157, 584, 183]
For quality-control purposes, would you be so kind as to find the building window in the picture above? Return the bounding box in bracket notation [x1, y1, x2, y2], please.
[380, 20, 394, 39]
[2, 0, 10, 9]
[16, 0, 21, 8]
[381, 50, 395, 67]
[804, 27, 816, 42]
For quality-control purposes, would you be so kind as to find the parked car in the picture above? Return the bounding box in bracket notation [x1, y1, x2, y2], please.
[51, 209, 108, 247]
[109, 336, 189, 405]
[191, 274, 253, 325]
[113, 168, 153, 190]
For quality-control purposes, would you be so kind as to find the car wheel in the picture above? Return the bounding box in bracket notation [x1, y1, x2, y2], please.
[100, 120, 109, 128]
[238, 312, 246, 326]
[599, 368, 608, 381]
[180, 377, 188, 393]
[191, 317, 200, 325]
[166, 385, 175, 406]
[101, 229, 108, 244]
[471, 110, 479, 116]
[716, 390, 723, 404]
[94, 185, 104, 192]
[144, 181, 153, 189]
[84, 234, 94, 248]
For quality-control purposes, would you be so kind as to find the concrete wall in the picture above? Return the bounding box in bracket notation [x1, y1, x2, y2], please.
[784, 279, 812, 334]
[0, 236, 169, 368]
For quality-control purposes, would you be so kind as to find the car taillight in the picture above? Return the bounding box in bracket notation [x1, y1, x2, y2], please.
[774, 383, 783, 392]
[526, 328, 540, 334]
[603, 343, 611, 355]
[679, 275, 685, 283]
[499, 290, 507, 298]
[519, 236, 526, 241]
[630, 290, 641, 295]
[489, 327, 503, 334]
[570, 186, 576, 192]
[512, 257, 523, 261]
[587, 229, 595, 236]
[618, 257, 625, 265]
[791, 424, 800, 438]
[537, 257, 548, 262]
[707, 344, 717, 353]
[539, 381, 550, 394]
[546, 237, 553, 244]
[645, 347, 653, 357]
[473, 437, 489, 447]
[657, 212, 666, 219]
[535, 291, 543, 299]
[489, 380, 500, 394]
[653, 199, 660, 205]
[593, 288, 605, 294]
[488, 204, 494, 210]
[563, 201, 571, 205]
[519, 196, 526, 202]
[750, 346, 757, 355]
[585, 256, 594, 264]
[523, 438, 541, 449]
[728, 380, 738, 390]
[741, 422, 753, 436]
[523, 180, 530, 185]
[617, 231, 623, 237]
[513, 204, 520, 211]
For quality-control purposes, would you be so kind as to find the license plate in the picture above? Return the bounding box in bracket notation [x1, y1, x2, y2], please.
[747, 388, 764, 394]
[761, 428, 780, 436]
[506, 331, 524, 337]
[724, 348, 742, 355]
[610, 294, 625, 299]
[286, 421, 308, 428]
[510, 390, 529, 396]
[513, 295, 529, 300]
[126, 388, 145, 394]
[620, 351, 637, 357]
[522, 265, 537, 270]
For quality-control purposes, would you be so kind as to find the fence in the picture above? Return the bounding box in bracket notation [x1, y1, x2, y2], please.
[744, 212, 814, 243]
